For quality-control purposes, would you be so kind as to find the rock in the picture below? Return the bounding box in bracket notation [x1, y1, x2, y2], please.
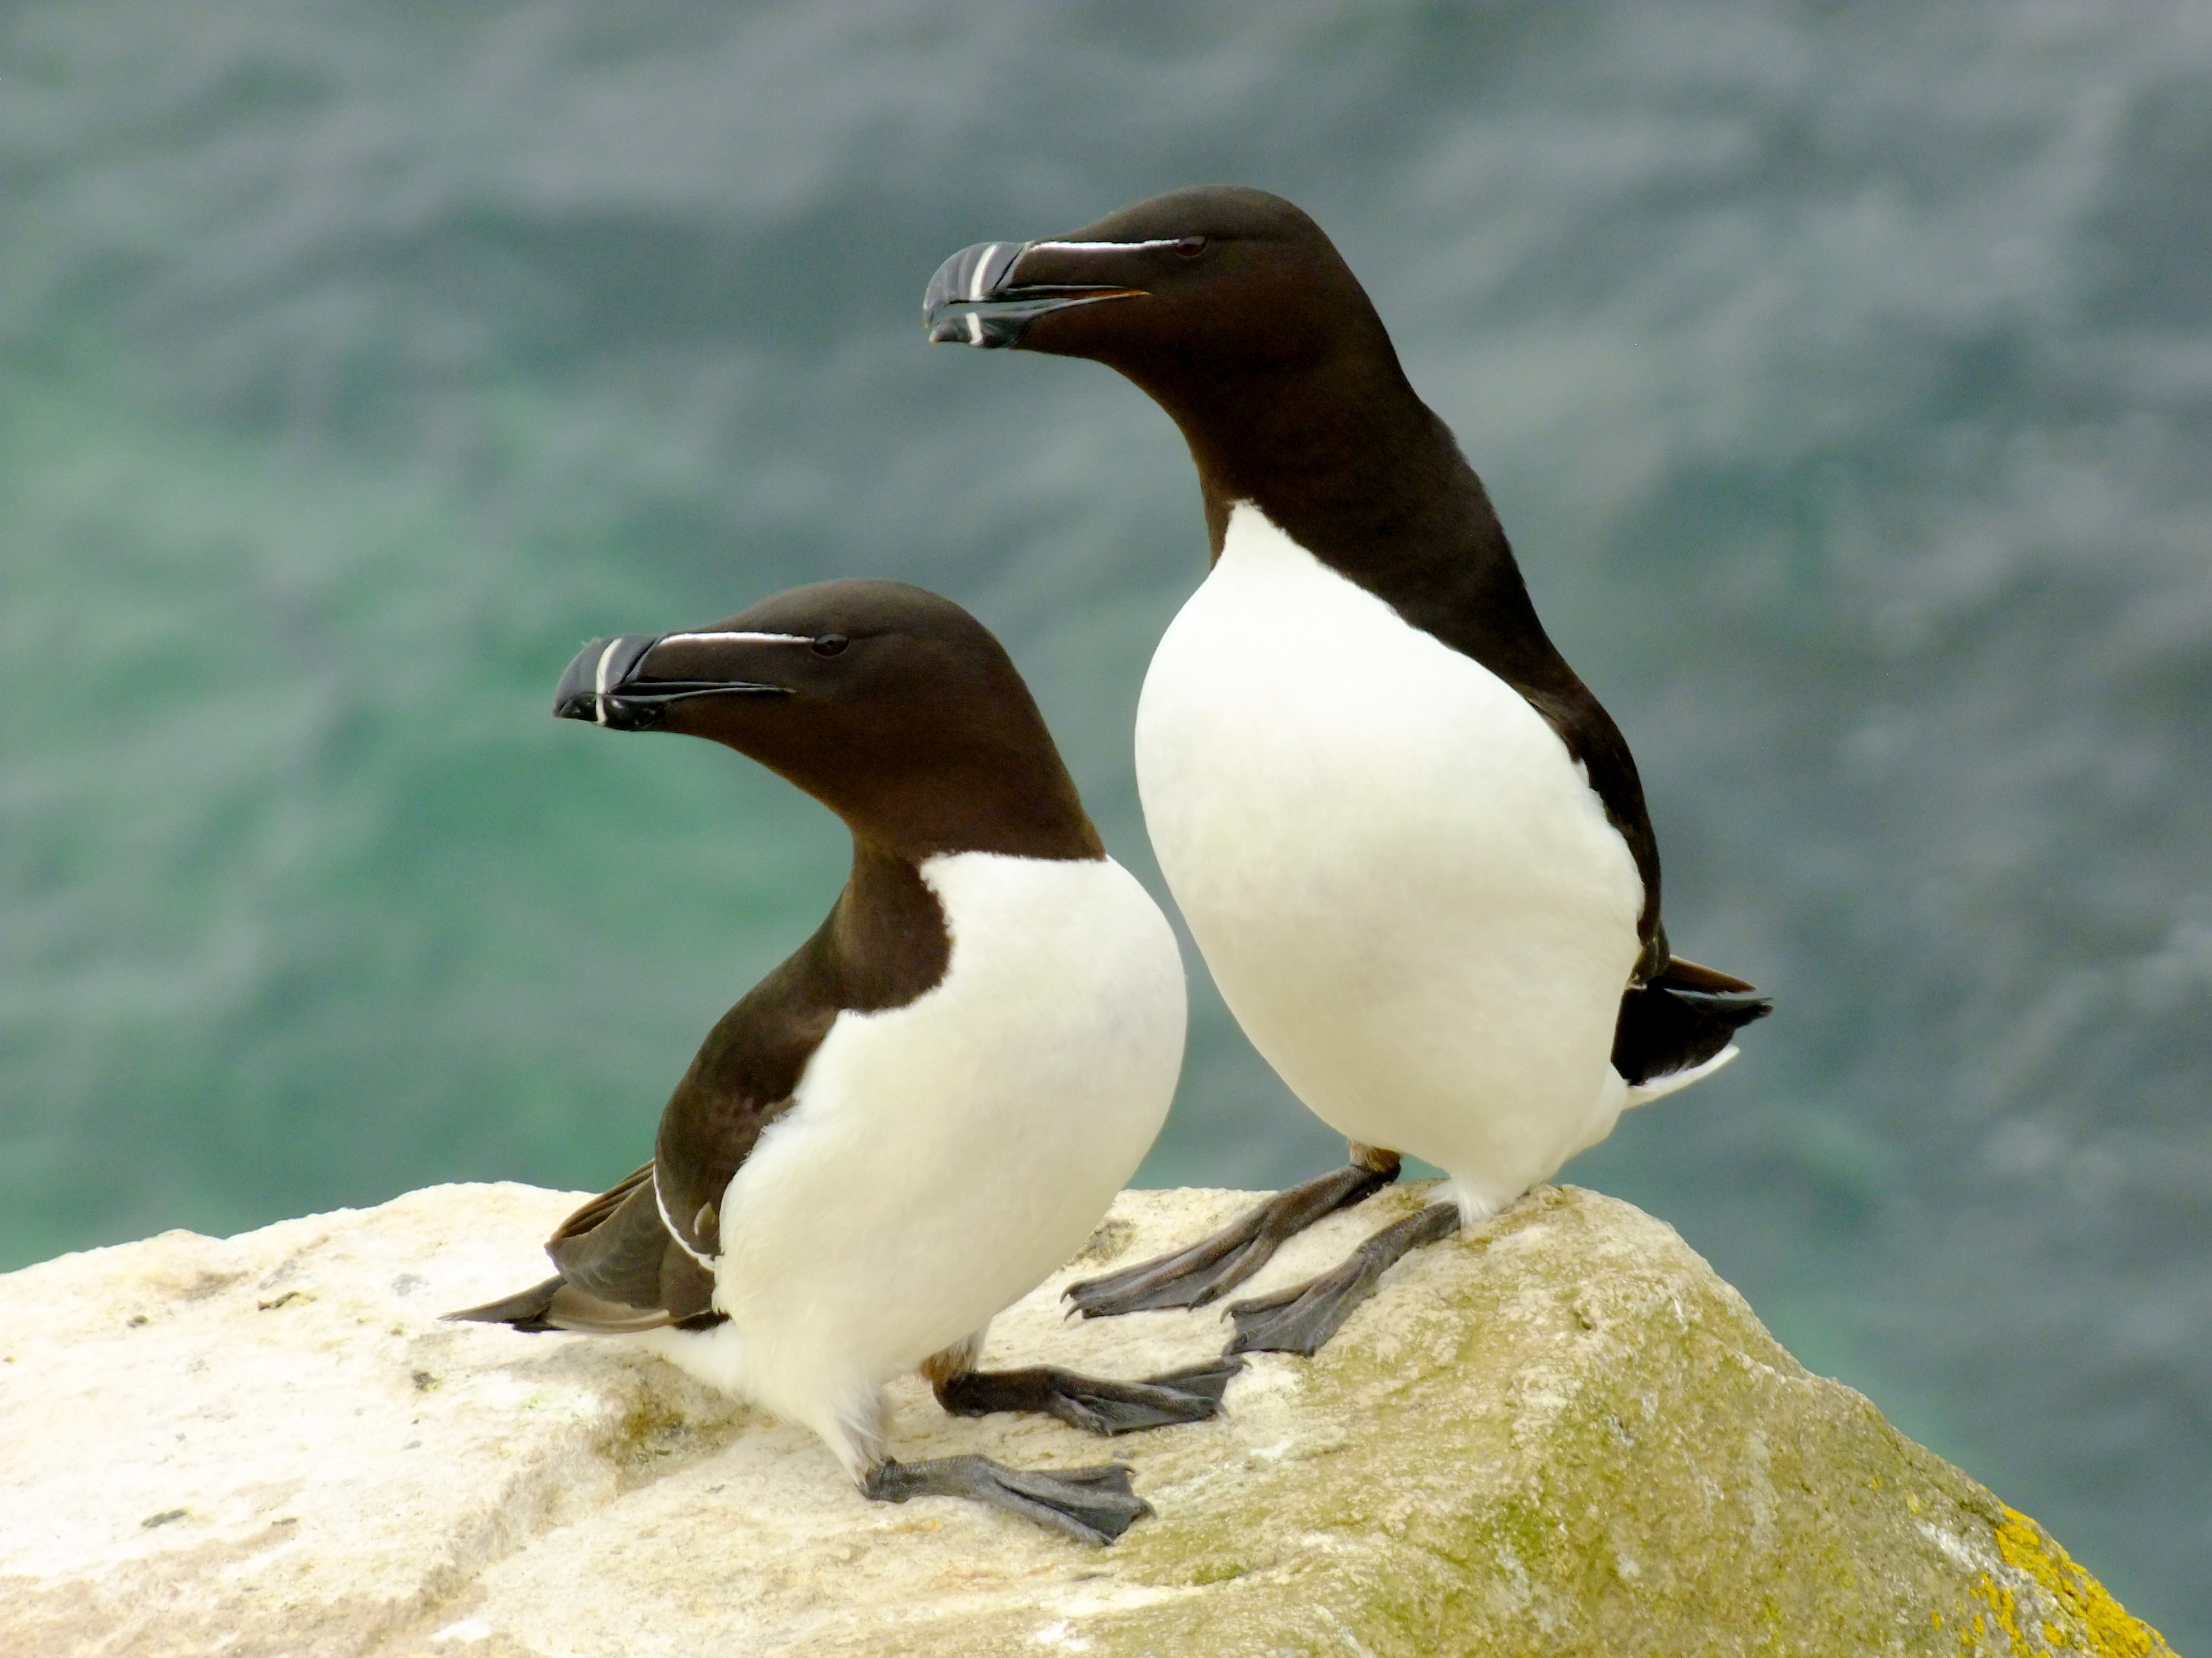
[0, 1182, 2174, 1657]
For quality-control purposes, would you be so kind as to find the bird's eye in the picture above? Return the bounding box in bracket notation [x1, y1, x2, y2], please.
[1174, 235, 1208, 260]
[811, 633, 849, 658]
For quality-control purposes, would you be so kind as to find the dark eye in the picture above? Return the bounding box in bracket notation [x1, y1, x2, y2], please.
[811, 633, 849, 658]
[1174, 235, 1208, 260]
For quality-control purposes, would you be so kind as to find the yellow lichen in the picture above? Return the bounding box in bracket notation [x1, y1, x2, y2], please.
[1971, 1570, 2026, 1651]
[1990, 1506, 2172, 1658]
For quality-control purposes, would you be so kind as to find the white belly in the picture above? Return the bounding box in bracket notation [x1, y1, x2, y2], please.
[1135, 504, 1642, 1214]
[658, 851, 1184, 1455]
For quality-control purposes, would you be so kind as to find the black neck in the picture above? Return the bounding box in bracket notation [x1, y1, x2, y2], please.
[1149, 356, 1575, 697]
[819, 839, 954, 1011]
[829, 755, 1106, 866]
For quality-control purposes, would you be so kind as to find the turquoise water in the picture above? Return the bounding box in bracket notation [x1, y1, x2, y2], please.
[3, 3, 2207, 1639]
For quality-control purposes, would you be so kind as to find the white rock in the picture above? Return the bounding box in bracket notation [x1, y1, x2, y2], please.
[0, 1182, 2172, 1657]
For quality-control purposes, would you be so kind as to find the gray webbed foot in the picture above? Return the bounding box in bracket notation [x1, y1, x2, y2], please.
[1063, 1161, 1398, 1317]
[862, 1454, 1150, 1546]
[1226, 1200, 1461, 1357]
[935, 1358, 1243, 1436]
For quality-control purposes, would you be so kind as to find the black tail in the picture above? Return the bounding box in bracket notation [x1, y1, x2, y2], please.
[1611, 956, 1772, 1087]
[445, 1276, 565, 1332]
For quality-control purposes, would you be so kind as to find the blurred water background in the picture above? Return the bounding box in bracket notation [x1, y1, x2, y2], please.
[2, 0, 2206, 1637]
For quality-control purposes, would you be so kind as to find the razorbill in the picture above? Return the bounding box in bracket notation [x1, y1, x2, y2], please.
[924, 189, 1771, 1357]
[448, 579, 1234, 1544]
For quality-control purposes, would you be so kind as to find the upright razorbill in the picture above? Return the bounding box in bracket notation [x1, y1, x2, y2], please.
[449, 578, 1233, 1544]
[924, 187, 1770, 1358]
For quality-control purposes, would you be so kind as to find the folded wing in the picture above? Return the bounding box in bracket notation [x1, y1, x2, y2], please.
[445, 1162, 724, 1335]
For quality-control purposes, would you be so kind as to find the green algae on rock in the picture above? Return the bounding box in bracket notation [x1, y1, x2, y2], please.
[0, 1182, 2172, 1657]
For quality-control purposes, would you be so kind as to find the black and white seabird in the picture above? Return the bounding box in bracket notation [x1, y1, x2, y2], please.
[924, 189, 1772, 1358]
[448, 579, 1237, 1544]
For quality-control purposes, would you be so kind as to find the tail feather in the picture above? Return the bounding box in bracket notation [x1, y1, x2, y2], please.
[1647, 955, 1757, 995]
[1612, 955, 1772, 1092]
[442, 1274, 703, 1335]
[444, 1276, 565, 1333]
[1624, 1042, 1739, 1108]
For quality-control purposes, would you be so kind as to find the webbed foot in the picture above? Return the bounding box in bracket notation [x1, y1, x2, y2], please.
[1063, 1161, 1397, 1317]
[1226, 1200, 1461, 1357]
[935, 1357, 1242, 1435]
[862, 1454, 1150, 1545]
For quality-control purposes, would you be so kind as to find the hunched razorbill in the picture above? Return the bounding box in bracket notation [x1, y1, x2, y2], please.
[924, 187, 1771, 1357]
[448, 579, 1231, 1544]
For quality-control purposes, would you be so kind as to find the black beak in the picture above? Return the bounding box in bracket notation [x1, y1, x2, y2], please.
[554, 634, 791, 731]
[923, 239, 1142, 348]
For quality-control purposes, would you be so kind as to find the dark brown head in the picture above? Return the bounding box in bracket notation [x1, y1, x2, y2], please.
[928, 187, 1404, 401]
[555, 579, 1102, 863]
[924, 187, 1437, 549]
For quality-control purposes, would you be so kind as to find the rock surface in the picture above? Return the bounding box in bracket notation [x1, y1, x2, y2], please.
[0, 1181, 2174, 1657]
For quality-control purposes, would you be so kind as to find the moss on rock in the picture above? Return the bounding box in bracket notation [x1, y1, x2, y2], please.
[800, 1186, 2173, 1658]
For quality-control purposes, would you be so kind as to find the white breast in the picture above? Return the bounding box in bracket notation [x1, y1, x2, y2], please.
[656, 851, 1184, 1450]
[1135, 503, 1643, 1215]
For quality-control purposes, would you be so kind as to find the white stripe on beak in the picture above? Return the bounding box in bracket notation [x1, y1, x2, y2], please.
[593, 639, 622, 727]
[968, 244, 1002, 302]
